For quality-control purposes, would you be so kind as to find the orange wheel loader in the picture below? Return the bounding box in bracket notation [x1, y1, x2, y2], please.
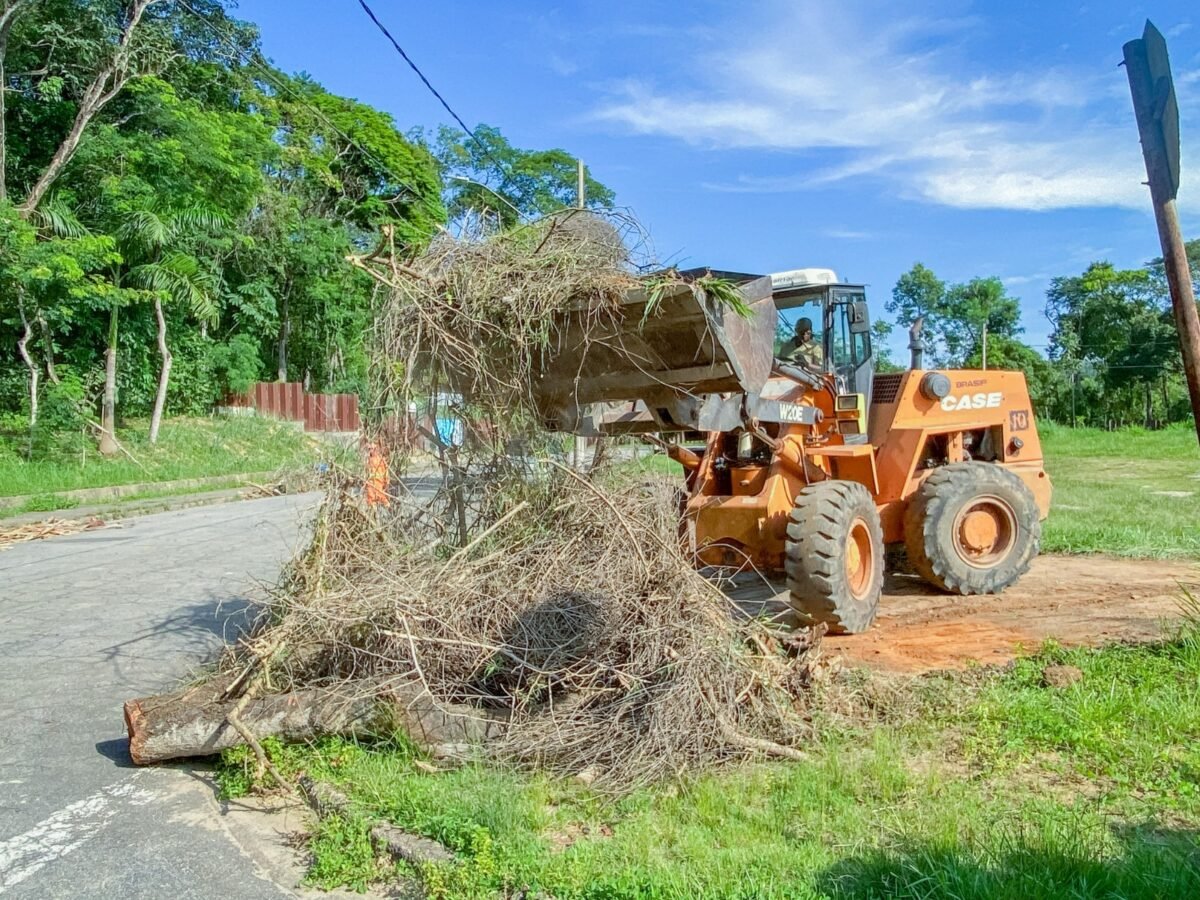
[533, 267, 1052, 634]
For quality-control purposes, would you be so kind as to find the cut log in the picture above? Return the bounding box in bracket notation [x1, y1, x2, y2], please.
[124, 677, 507, 765]
[124, 684, 382, 766]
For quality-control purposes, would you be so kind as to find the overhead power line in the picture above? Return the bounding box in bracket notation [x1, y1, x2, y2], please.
[352, 0, 515, 189]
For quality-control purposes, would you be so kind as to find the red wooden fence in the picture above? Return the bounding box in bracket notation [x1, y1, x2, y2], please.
[230, 382, 361, 433]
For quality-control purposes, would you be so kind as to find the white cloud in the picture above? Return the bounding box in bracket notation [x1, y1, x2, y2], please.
[823, 227, 874, 240]
[591, 2, 1154, 211]
[1001, 273, 1050, 286]
[547, 54, 579, 77]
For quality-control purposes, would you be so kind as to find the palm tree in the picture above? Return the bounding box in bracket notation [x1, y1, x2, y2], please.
[118, 207, 224, 444]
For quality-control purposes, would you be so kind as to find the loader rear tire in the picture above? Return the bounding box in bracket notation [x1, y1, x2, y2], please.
[785, 481, 884, 635]
[904, 462, 1040, 595]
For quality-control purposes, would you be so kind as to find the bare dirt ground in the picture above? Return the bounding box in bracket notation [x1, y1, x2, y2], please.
[732, 555, 1200, 674]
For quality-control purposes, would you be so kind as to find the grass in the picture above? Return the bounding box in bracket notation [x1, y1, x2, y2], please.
[0, 477, 276, 520]
[964, 633, 1200, 811]
[0, 415, 326, 501]
[220, 615, 1200, 899]
[1038, 423, 1200, 558]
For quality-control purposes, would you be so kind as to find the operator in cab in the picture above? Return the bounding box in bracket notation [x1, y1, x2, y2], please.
[779, 316, 824, 371]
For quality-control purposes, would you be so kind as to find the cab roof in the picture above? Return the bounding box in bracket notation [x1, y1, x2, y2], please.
[673, 267, 865, 311]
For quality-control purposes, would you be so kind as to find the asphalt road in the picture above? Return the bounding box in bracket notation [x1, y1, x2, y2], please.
[0, 494, 324, 898]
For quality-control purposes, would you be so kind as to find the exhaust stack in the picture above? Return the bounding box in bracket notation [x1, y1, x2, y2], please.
[909, 317, 926, 370]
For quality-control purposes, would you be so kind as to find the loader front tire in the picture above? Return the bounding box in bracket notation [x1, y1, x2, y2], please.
[904, 462, 1040, 595]
[785, 481, 884, 635]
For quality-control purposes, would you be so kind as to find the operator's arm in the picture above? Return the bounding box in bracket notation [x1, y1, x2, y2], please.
[780, 339, 822, 370]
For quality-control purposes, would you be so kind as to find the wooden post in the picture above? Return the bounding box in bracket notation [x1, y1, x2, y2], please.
[1124, 21, 1200, 446]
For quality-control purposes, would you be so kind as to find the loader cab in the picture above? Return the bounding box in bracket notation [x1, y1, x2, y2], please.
[672, 265, 875, 415]
[771, 274, 875, 402]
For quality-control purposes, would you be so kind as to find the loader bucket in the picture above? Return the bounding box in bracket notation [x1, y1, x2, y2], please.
[534, 273, 777, 431]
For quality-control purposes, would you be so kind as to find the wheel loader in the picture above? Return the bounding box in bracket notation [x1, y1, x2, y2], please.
[533, 268, 1052, 634]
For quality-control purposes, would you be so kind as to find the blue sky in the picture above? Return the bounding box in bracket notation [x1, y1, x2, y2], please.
[237, 0, 1197, 352]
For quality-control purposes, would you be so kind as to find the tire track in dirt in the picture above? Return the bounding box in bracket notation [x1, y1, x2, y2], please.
[828, 555, 1200, 673]
[729, 555, 1199, 675]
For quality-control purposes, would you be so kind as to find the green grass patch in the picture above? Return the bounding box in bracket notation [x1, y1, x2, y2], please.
[1039, 424, 1200, 558]
[306, 816, 385, 892]
[0, 416, 325, 498]
[10, 493, 81, 514]
[0, 479, 263, 519]
[963, 628, 1200, 809]
[221, 621, 1200, 898]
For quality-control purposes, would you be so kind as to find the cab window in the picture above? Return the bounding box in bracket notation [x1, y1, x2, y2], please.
[831, 296, 870, 382]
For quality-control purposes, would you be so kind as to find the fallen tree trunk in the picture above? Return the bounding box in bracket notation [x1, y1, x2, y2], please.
[124, 677, 506, 766]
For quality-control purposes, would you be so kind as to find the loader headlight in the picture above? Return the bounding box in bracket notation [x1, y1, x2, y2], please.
[919, 372, 952, 401]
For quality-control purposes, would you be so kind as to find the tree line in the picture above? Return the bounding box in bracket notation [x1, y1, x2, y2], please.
[884, 242, 1200, 429]
[0, 0, 613, 455]
[2, 1, 1194, 456]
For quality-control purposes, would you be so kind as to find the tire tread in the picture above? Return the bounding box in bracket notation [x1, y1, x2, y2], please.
[903, 462, 1041, 595]
[785, 481, 884, 634]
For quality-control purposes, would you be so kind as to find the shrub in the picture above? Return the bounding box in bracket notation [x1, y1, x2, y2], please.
[208, 334, 262, 400]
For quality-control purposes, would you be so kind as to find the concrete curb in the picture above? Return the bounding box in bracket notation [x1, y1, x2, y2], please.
[0, 471, 277, 511]
[0, 485, 281, 527]
[298, 777, 455, 865]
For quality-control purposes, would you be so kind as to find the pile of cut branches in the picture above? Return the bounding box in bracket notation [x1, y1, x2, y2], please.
[214, 470, 815, 788]
[358, 209, 639, 429]
[125, 211, 819, 791]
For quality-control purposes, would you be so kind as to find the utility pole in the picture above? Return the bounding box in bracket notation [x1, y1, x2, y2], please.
[1124, 21, 1200, 446]
[981, 322, 989, 370]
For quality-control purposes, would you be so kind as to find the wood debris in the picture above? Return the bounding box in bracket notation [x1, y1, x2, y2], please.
[0, 516, 111, 551]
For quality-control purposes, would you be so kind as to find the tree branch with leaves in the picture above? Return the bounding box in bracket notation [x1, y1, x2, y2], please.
[18, 0, 163, 217]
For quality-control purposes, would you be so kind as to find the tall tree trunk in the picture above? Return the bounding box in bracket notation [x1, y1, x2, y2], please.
[1144, 381, 1153, 429]
[148, 297, 171, 444]
[16, 294, 37, 433]
[277, 293, 289, 382]
[18, 0, 160, 218]
[37, 311, 59, 384]
[99, 305, 119, 456]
